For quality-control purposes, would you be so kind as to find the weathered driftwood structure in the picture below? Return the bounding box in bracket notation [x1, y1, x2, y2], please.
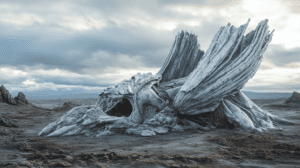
[39, 19, 294, 137]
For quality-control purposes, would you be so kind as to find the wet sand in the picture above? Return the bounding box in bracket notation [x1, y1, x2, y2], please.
[0, 98, 299, 168]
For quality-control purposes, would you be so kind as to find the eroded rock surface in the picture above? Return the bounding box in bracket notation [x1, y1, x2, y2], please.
[14, 92, 29, 106]
[286, 91, 300, 106]
[0, 85, 30, 106]
[0, 115, 18, 127]
[0, 85, 16, 105]
[52, 101, 81, 112]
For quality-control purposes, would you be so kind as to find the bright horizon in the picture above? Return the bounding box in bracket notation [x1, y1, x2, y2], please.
[1, 0, 300, 97]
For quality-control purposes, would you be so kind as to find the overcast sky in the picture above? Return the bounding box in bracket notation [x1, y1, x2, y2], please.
[0, 0, 300, 96]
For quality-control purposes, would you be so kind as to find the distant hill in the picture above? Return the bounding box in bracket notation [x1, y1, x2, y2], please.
[25, 93, 100, 100]
[10, 90, 293, 100]
[242, 91, 292, 99]
[10, 91, 100, 100]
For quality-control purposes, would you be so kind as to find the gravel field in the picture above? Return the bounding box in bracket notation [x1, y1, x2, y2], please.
[28, 98, 99, 109]
[0, 98, 299, 168]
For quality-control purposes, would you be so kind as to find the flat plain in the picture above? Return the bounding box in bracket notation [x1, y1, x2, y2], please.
[0, 98, 299, 168]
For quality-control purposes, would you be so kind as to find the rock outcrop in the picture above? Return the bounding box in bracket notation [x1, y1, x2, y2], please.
[285, 91, 300, 106]
[0, 115, 18, 127]
[0, 84, 16, 105]
[52, 101, 82, 112]
[14, 92, 29, 106]
[0, 84, 29, 106]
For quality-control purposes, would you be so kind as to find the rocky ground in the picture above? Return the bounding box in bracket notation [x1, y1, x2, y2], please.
[28, 98, 99, 109]
[0, 98, 299, 168]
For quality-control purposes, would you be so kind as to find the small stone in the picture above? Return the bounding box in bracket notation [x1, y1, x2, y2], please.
[0, 128, 9, 135]
[197, 130, 203, 133]
[54, 148, 70, 154]
[203, 127, 210, 131]
[0, 115, 18, 127]
[141, 130, 156, 136]
[17, 142, 32, 151]
[65, 155, 73, 161]
[0, 162, 17, 167]
[154, 127, 169, 134]
[17, 161, 33, 167]
[11, 137, 18, 142]
[49, 161, 72, 167]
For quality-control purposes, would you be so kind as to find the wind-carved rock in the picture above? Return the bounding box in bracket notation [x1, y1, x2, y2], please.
[39, 19, 294, 137]
[53, 101, 81, 112]
[0, 84, 16, 105]
[285, 91, 300, 107]
[14, 92, 29, 106]
[0, 85, 30, 106]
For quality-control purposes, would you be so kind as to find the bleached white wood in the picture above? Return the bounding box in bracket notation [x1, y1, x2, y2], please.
[157, 31, 205, 82]
[173, 19, 274, 115]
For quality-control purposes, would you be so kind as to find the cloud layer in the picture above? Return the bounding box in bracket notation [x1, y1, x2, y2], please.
[0, 0, 299, 95]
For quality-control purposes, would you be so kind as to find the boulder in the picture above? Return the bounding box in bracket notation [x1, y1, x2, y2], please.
[0, 85, 30, 106]
[14, 92, 29, 106]
[52, 101, 82, 112]
[0, 84, 16, 105]
[0, 128, 9, 135]
[0, 115, 18, 127]
[285, 91, 300, 106]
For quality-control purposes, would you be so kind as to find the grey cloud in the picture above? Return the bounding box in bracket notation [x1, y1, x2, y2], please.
[69, 0, 235, 26]
[139, 18, 226, 68]
[32, 75, 109, 87]
[244, 84, 300, 92]
[0, 0, 229, 74]
[0, 25, 168, 73]
[0, 0, 268, 90]
[264, 44, 300, 66]
[0, 17, 232, 90]
[73, 0, 235, 14]
[0, 78, 13, 84]
[0, 0, 62, 6]
[157, 0, 235, 6]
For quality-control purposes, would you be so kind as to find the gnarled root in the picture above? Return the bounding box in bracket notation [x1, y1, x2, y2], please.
[218, 91, 294, 132]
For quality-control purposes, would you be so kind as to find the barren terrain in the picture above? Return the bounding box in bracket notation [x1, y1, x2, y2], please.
[0, 98, 299, 168]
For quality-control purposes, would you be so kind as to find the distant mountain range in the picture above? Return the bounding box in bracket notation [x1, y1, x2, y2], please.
[242, 91, 292, 99]
[10, 91, 100, 100]
[10, 90, 293, 100]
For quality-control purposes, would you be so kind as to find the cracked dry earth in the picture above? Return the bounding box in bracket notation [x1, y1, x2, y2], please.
[0, 98, 300, 168]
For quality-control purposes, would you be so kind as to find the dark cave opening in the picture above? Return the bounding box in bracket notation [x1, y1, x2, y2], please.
[106, 98, 133, 117]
